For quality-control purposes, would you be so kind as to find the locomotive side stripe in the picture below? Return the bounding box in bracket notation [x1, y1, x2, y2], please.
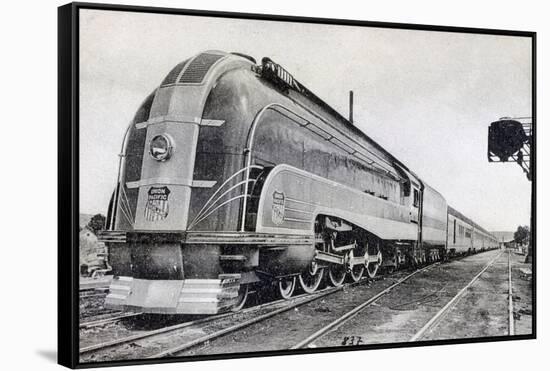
[285, 197, 317, 207]
[180, 288, 223, 294]
[127, 177, 194, 188]
[109, 285, 131, 291]
[283, 216, 312, 223]
[284, 206, 314, 215]
[135, 117, 226, 129]
[178, 298, 220, 303]
[116, 276, 133, 281]
[200, 119, 225, 127]
[191, 180, 218, 188]
[135, 116, 200, 129]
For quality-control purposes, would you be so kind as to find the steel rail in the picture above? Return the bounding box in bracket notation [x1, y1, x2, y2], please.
[80, 310, 121, 322]
[79, 312, 143, 329]
[290, 262, 440, 349]
[409, 251, 503, 342]
[508, 250, 515, 336]
[79, 293, 108, 299]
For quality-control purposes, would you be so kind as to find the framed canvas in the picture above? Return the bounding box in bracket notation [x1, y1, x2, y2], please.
[58, 2, 536, 368]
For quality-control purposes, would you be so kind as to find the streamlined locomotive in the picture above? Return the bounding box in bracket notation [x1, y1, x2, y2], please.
[99, 50, 498, 314]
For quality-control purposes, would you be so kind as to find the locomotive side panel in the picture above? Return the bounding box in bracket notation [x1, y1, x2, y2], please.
[256, 165, 417, 240]
[254, 108, 402, 203]
[248, 106, 407, 236]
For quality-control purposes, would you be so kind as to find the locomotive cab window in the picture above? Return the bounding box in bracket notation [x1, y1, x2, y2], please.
[413, 188, 420, 207]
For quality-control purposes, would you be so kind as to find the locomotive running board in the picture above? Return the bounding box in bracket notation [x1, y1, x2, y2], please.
[99, 230, 314, 246]
[185, 232, 313, 245]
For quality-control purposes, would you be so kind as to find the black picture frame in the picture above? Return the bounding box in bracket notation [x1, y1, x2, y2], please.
[58, 2, 536, 368]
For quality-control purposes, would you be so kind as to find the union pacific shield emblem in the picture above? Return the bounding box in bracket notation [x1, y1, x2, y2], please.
[145, 186, 171, 221]
[271, 191, 285, 225]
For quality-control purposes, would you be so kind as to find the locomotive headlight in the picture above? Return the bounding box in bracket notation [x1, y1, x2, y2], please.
[149, 134, 173, 161]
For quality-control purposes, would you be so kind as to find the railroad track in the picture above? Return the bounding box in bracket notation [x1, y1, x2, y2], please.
[79, 292, 108, 299]
[508, 249, 515, 336]
[81, 265, 416, 361]
[80, 309, 122, 322]
[80, 312, 143, 329]
[80, 249, 501, 361]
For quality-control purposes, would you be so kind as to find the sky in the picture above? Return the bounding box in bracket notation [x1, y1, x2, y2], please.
[79, 9, 532, 231]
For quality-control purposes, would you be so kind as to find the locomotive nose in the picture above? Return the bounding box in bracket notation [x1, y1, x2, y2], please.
[129, 118, 199, 230]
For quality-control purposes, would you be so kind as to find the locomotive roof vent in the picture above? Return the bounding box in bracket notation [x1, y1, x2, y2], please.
[160, 52, 227, 87]
[178, 53, 225, 84]
[161, 59, 189, 86]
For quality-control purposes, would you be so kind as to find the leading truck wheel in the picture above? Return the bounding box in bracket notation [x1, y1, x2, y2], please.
[232, 284, 249, 312]
[299, 261, 324, 294]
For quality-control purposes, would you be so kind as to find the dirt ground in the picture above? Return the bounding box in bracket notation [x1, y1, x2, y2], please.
[419, 250, 532, 340]
[421, 251, 511, 340]
[509, 252, 533, 335]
